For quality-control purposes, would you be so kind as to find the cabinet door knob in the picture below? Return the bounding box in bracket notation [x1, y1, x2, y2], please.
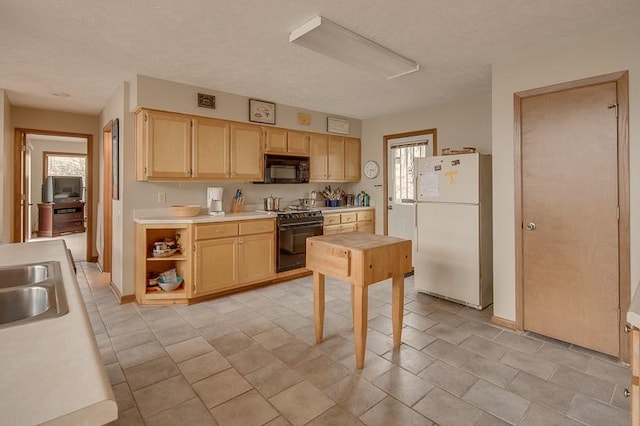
[624, 388, 631, 398]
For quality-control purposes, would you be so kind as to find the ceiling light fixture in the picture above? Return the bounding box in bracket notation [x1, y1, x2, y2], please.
[289, 16, 419, 79]
[51, 91, 70, 97]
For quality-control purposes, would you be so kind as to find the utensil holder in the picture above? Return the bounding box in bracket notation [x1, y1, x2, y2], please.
[231, 199, 243, 213]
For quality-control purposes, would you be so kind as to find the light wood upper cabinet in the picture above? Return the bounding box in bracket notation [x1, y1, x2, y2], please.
[135, 108, 356, 182]
[137, 109, 192, 180]
[286, 131, 310, 156]
[309, 134, 329, 181]
[230, 122, 263, 181]
[192, 117, 230, 179]
[264, 128, 310, 156]
[264, 128, 288, 154]
[310, 134, 361, 182]
[327, 136, 345, 180]
[136, 108, 263, 182]
[344, 137, 361, 181]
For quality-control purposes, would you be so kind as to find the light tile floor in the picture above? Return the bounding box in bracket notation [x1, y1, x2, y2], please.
[74, 261, 630, 425]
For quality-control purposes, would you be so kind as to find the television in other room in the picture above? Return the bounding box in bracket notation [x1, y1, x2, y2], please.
[42, 176, 83, 203]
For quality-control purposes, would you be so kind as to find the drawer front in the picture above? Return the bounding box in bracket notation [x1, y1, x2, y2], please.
[323, 225, 340, 235]
[239, 219, 275, 235]
[53, 212, 84, 223]
[339, 224, 357, 233]
[324, 214, 340, 225]
[195, 223, 238, 240]
[356, 222, 374, 234]
[357, 210, 373, 222]
[340, 213, 357, 223]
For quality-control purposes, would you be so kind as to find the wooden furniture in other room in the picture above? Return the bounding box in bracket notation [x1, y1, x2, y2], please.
[37, 202, 85, 237]
[306, 232, 412, 368]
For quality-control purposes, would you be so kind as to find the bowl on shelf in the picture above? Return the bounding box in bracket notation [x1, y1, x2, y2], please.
[157, 276, 183, 292]
[171, 205, 202, 217]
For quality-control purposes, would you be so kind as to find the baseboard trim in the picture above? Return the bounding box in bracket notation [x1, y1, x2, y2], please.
[490, 315, 519, 331]
[109, 281, 136, 304]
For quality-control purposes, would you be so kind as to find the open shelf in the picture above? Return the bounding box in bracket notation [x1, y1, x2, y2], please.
[136, 223, 192, 305]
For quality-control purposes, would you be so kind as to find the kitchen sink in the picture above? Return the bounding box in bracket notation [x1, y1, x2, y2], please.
[0, 263, 48, 288]
[0, 261, 69, 329]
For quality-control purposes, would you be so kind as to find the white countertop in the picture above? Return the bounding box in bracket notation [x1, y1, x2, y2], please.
[133, 206, 374, 224]
[319, 206, 374, 213]
[133, 208, 277, 224]
[0, 240, 117, 425]
[627, 283, 640, 328]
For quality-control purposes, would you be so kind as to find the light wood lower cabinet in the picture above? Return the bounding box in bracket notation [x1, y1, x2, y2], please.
[194, 236, 238, 294]
[323, 208, 374, 235]
[193, 219, 275, 297]
[136, 218, 276, 304]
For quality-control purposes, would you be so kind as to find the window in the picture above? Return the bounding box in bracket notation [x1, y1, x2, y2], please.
[391, 142, 429, 203]
[43, 152, 87, 198]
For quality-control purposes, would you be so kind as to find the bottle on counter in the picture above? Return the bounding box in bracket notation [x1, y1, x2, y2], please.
[364, 192, 370, 207]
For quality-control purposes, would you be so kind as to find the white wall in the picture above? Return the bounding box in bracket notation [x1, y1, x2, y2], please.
[28, 138, 87, 232]
[134, 75, 362, 137]
[99, 83, 126, 293]
[0, 90, 11, 243]
[360, 92, 492, 233]
[491, 27, 640, 321]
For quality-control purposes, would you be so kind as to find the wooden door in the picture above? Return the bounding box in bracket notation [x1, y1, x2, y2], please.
[192, 118, 230, 179]
[238, 233, 275, 283]
[344, 138, 361, 181]
[287, 131, 310, 156]
[194, 237, 238, 295]
[146, 110, 192, 179]
[309, 134, 328, 181]
[230, 123, 263, 181]
[264, 128, 287, 154]
[327, 137, 345, 180]
[522, 82, 619, 356]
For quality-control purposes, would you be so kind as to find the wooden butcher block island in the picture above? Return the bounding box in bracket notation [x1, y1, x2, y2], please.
[306, 232, 412, 368]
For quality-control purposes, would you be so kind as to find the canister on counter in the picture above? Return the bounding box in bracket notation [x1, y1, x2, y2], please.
[346, 194, 354, 206]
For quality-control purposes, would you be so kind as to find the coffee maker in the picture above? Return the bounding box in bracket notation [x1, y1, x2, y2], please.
[207, 187, 224, 216]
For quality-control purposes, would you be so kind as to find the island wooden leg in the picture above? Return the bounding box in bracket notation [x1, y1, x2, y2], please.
[352, 284, 368, 369]
[392, 274, 404, 349]
[313, 271, 325, 343]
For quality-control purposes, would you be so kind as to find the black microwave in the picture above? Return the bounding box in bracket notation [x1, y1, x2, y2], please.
[262, 155, 309, 184]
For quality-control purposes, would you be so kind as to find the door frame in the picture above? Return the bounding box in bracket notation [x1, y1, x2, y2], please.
[102, 121, 113, 273]
[513, 71, 630, 361]
[383, 129, 437, 235]
[13, 128, 95, 263]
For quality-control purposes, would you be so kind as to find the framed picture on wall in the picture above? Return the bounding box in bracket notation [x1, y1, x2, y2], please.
[112, 118, 119, 200]
[249, 99, 276, 124]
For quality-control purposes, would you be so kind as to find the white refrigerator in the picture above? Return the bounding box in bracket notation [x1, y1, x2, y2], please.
[414, 153, 493, 310]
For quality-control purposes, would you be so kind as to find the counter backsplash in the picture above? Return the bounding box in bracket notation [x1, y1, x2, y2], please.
[135, 181, 368, 213]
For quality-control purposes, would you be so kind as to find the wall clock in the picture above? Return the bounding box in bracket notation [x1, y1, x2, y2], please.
[363, 160, 380, 179]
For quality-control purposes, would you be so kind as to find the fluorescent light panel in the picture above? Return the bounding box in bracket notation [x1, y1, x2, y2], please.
[290, 16, 419, 79]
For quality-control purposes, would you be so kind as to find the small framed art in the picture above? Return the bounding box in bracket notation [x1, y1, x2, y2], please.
[249, 99, 276, 124]
[327, 116, 350, 135]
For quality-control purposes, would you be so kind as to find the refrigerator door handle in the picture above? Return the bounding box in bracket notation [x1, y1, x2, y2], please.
[415, 202, 419, 252]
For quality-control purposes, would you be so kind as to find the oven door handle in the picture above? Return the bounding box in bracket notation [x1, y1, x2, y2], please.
[278, 221, 323, 228]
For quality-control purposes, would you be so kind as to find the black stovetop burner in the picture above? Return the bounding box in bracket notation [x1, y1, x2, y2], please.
[277, 209, 323, 224]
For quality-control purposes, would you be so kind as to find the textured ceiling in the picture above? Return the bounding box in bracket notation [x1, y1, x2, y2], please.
[1, 0, 638, 119]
